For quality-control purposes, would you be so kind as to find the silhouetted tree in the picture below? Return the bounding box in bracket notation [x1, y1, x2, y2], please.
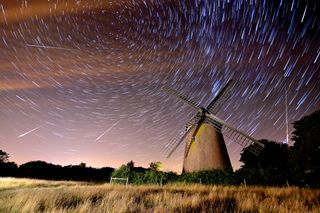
[238, 140, 291, 186]
[290, 110, 320, 187]
[78, 162, 86, 167]
[0, 150, 9, 163]
[240, 139, 289, 169]
[18, 161, 63, 179]
[0, 150, 17, 176]
[126, 161, 134, 171]
[0, 161, 17, 177]
[17, 161, 114, 182]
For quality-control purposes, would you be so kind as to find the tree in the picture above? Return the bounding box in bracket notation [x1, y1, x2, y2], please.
[0, 150, 17, 177]
[149, 162, 162, 171]
[111, 161, 135, 178]
[240, 139, 289, 169]
[126, 161, 134, 171]
[0, 150, 9, 163]
[78, 162, 86, 168]
[18, 161, 63, 179]
[290, 110, 320, 186]
[0, 161, 17, 176]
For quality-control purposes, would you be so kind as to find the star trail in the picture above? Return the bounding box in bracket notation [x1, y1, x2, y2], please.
[0, 0, 319, 171]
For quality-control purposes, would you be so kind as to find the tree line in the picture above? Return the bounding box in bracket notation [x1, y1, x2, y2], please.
[1, 110, 319, 187]
[0, 158, 114, 182]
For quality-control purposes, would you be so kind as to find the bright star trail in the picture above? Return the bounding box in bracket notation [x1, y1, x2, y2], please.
[26, 44, 79, 51]
[0, 0, 319, 171]
[18, 123, 47, 139]
[95, 120, 120, 142]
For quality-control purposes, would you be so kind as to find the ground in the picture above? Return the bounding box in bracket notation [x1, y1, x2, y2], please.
[0, 177, 319, 212]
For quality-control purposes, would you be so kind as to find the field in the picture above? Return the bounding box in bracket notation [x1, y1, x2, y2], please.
[0, 178, 319, 212]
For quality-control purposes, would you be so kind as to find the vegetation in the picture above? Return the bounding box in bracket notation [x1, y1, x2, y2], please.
[0, 110, 318, 212]
[0, 110, 319, 188]
[240, 139, 289, 169]
[0, 159, 114, 182]
[290, 110, 320, 187]
[237, 110, 320, 188]
[0, 178, 319, 213]
[0, 150, 18, 177]
[18, 161, 114, 182]
[0, 150, 9, 163]
[109, 110, 320, 188]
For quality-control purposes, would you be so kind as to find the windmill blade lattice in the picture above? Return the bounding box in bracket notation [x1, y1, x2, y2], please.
[184, 118, 205, 158]
[207, 80, 234, 115]
[160, 115, 202, 158]
[205, 116, 264, 155]
[162, 86, 201, 110]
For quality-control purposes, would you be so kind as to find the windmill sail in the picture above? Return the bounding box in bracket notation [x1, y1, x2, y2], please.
[184, 114, 205, 157]
[161, 114, 202, 158]
[206, 80, 234, 114]
[160, 123, 196, 158]
[205, 115, 264, 155]
[160, 79, 265, 173]
[162, 86, 201, 110]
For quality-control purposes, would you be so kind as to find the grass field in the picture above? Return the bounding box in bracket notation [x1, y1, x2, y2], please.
[0, 177, 319, 212]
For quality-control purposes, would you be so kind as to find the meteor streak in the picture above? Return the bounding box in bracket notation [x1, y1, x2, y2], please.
[26, 44, 79, 51]
[18, 123, 47, 138]
[95, 121, 120, 142]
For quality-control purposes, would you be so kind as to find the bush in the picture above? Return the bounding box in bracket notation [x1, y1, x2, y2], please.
[0, 162, 18, 177]
[179, 169, 236, 185]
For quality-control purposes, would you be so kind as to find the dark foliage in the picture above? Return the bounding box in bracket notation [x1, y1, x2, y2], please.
[0, 150, 9, 163]
[112, 162, 178, 185]
[179, 169, 236, 185]
[0, 161, 18, 177]
[18, 161, 62, 179]
[235, 168, 291, 186]
[0, 149, 18, 177]
[240, 139, 289, 169]
[17, 161, 114, 182]
[290, 110, 320, 187]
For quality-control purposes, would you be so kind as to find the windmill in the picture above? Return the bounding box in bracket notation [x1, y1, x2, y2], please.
[160, 80, 265, 172]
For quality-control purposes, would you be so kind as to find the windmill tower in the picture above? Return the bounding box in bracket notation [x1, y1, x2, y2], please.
[161, 80, 265, 173]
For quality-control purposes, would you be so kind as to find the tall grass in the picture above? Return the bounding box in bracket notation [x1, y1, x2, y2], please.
[0, 177, 319, 212]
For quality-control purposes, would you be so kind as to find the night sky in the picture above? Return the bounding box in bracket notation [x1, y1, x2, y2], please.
[0, 0, 319, 172]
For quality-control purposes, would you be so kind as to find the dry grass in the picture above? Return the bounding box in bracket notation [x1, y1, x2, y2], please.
[0, 177, 319, 213]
